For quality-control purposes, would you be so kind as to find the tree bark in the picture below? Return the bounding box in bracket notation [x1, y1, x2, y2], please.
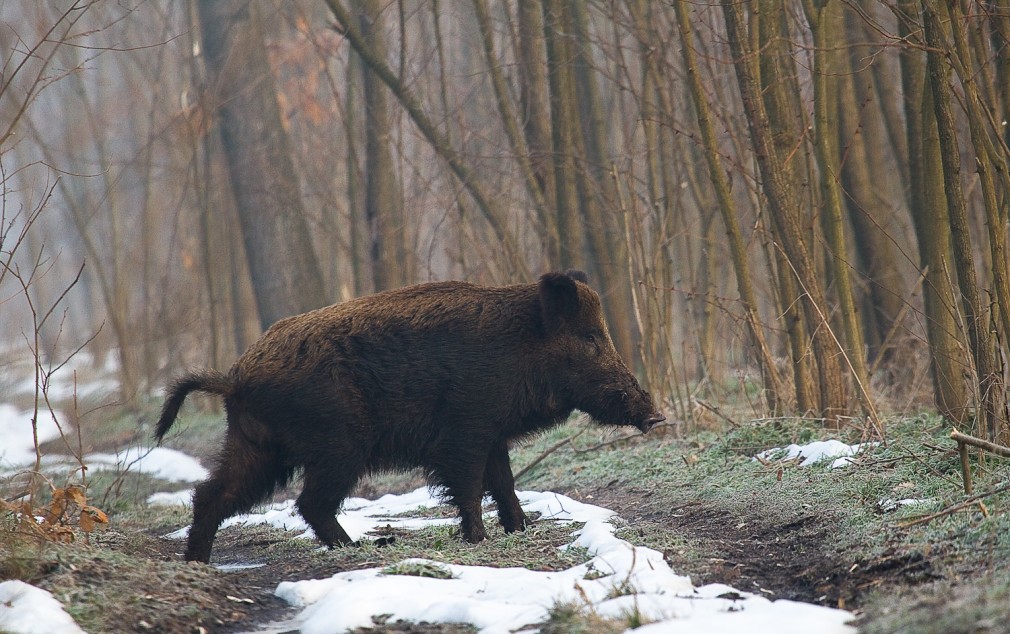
[198, 0, 326, 329]
[515, 0, 559, 265]
[673, 0, 784, 414]
[358, 0, 407, 290]
[803, 0, 879, 428]
[897, 0, 972, 425]
[721, 0, 849, 420]
[325, 0, 528, 279]
[923, 0, 1005, 440]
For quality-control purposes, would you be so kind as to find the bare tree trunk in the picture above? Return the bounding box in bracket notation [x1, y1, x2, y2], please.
[721, 0, 849, 420]
[803, 0, 878, 427]
[673, 0, 784, 414]
[325, 0, 528, 280]
[564, 0, 637, 363]
[198, 0, 327, 329]
[542, 0, 584, 271]
[515, 0, 559, 265]
[345, 48, 369, 296]
[836, 13, 908, 365]
[359, 0, 407, 290]
[472, 0, 554, 270]
[923, 0, 1006, 440]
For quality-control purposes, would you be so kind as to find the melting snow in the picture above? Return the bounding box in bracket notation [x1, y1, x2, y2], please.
[85, 446, 208, 483]
[0, 580, 85, 634]
[196, 487, 856, 633]
[0, 403, 65, 470]
[756, 439, 877, 468]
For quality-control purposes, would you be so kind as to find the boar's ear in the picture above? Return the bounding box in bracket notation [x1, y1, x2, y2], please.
[565, 269, 589, 284]
[539, 272, 581, 333]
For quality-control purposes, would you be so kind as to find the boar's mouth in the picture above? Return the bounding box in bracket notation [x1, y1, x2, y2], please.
[635, 414, 666, 433]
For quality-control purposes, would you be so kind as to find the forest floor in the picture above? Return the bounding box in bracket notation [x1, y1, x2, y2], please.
[4, 403, 1010, 633]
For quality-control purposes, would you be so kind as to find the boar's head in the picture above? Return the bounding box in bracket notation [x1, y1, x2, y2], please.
[538, 271, 665, 433]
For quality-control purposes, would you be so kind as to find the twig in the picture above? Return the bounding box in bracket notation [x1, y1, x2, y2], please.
[896, 481, 1010, 528]
[572, 423, 676, 454]
[958, 440, 973, 495]
[514, 429, 585, 482]
[695, 399, 739, 428]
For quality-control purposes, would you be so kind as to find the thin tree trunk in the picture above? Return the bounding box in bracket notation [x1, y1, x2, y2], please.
[923, 0, 1005, 440]
[515, 0, 559, 265]
[721, 0, 849, 420]
[673, 0, 784, 414]
[897, 0, 971, 425]
[472, 0, 554, 268]
[836, 15, 908, 364]
[542, 0, 584, 270]
[359, 0, 407, 290]
[946, 0, 1010, 440]
[345, 48, 369, 296]
[564, 0, 637, 363]
[325, 0, 528, 280]
[803, 0, 878, 428]
[198, 0, 327, 329]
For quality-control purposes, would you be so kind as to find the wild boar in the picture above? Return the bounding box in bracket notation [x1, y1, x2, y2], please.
[155, 270, 663, 563]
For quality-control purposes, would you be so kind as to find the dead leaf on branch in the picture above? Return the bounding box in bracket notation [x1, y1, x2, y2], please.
[2, 484, 110, 542]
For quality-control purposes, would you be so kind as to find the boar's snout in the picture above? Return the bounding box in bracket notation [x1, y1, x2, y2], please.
[585, 377, 664, 434]
[630, 386, 665, 433]
[636, 411, 666, 433]
[614, 387, 665, 433]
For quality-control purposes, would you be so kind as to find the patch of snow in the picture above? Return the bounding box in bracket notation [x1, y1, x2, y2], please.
[0, 403, 65, 470]
[878, 498, 932, 513]
[0, 580, 85, 634]
[162, 485, 453, 542]
[11, 352, 119, 402]
[85, 446, 208, 483]
[215, 563, 266, 572]
[267, 488, 855, 634]
[756, 440, 877, 469]
[146, 489, 194, 507]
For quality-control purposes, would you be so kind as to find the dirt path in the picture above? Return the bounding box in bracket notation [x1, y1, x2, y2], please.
[566, 484, 939, 614]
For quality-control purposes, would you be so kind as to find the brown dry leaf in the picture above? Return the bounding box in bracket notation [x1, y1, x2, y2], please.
[49, 525, 75, 543]
[43, 489, 69, 525]
[80, 506, 109, 533]
[65, 485, 87, 507]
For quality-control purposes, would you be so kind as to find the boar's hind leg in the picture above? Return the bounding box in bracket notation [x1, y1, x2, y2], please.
[484, 443, 529, 533]
[186, 432, 287, 563]
[296, 462, 356, 548]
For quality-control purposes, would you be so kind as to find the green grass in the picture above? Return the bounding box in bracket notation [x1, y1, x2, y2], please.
[510, 414, 1010, 632]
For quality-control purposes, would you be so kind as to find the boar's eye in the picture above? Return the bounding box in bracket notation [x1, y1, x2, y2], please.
[584, 333, 600, 353]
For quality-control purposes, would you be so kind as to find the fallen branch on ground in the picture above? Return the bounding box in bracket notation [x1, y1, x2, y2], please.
[950, 429, 1010, 458]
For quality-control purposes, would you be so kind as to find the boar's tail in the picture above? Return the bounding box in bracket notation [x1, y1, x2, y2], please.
[154, 369, 233, 443]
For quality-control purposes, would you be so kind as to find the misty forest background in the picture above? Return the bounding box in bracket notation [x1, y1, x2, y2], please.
[4, 0, 1010, 444]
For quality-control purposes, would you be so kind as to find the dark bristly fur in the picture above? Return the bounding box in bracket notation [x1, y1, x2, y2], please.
[155, 270, 663, 563]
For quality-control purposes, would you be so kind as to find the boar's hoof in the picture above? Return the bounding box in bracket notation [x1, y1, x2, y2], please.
[637, 414, 666, 433]
[501, 512, 532, 534]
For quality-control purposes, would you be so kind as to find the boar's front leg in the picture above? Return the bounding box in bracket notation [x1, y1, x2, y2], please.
[484, 442, 529, 533]
[432, 449, 489, 543]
